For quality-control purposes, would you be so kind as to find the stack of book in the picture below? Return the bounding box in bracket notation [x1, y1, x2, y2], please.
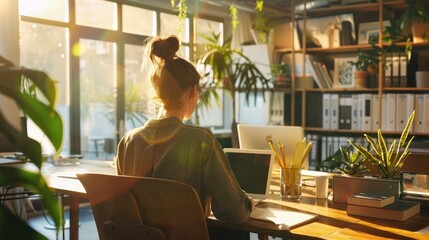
[346, 192, 420, 221]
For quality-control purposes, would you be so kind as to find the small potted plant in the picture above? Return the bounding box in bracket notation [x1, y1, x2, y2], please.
[270, 62, 291, 87]
[349, 110, 415, 179]
[349, 49, 380, 88]
[335, 144, 369, 177]
[401, 0, 429, 43]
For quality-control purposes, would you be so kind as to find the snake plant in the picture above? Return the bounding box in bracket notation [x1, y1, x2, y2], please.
[336, 144, 369, 176]
[350, 111, 415, 179]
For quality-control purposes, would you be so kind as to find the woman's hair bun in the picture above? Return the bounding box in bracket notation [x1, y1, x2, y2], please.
[152, 35, 180, 60]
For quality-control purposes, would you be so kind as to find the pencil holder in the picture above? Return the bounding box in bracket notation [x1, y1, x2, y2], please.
[280, 167, 302, 199]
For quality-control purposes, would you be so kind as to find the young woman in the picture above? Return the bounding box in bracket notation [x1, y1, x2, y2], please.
[115, 35, 253, 239]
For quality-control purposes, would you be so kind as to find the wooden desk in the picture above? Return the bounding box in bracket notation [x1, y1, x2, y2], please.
[27, 161, 429, 240]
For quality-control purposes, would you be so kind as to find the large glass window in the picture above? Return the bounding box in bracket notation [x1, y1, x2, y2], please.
[194, 17, 225, 128]
[124, 44, 146, 133]
[76, 0, 117, 30]
[160, 12, 189, 43]
[123, 5, 156, 36]
[19, 0, 68, 22]
[20, 22, 70, 155]
[18, 0, 226, 159]
[79, 39, 117, 159]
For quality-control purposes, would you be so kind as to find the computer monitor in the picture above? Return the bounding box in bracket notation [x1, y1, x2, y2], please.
[237, 124, 306, 169]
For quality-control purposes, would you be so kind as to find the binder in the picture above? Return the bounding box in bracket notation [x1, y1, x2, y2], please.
[396, 94, 415, 132]
[351, 94, 360, 130]
[339, 94, 352, 130]
[381, 94, 387, 131]
[399, 54, 408, 87]
[323, 93, 331, 129]
[330, 94, 339, 130]
[384, 93, 397, 131]
[391, 55, 400, 87]
[424, 94, 429, 133]
[384, 56, 392, 87]
[361, 93, 372, 131]
[371, 94, 380, 131]
[414, 94, 425, 133]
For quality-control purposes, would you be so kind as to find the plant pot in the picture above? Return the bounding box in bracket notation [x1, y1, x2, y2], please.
[332, 175, 400, 203]
[274, 74, 291, 88]
[366, 73, 378, 88]
[416, 71, 429, 88]
[412, 21, 429, 43]
[354, 71, 367, 88]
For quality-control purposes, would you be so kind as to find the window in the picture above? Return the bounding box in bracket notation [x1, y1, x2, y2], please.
[20, 22, 70, 155]
[160, 12, 189, 43]
[19, 0, 68, 22]
[76, 0, 117, 30]
[18, 0, 226, 160]
[79, 39, 117, 159]
[123, 5, 156, 36]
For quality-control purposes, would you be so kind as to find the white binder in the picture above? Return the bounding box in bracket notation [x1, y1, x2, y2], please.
[396, 94, 414, 132]
[414, 94, 425, 133]
[330, 94, 339, 130]
[424, 94, 429, 133]
[323, 93, 331, 129]
[351, 94, 360, 130]
[371, 94, 380, 131]
[384, 93, 397, 131]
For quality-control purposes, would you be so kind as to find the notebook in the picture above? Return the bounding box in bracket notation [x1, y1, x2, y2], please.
[237, 124, 305, 169]
[223, 148, 274, 200]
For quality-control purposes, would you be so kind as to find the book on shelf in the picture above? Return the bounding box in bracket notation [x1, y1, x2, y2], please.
[346, 200, 420, 221]
[305, 55, 332, 89]
[347, 192, 395, 208]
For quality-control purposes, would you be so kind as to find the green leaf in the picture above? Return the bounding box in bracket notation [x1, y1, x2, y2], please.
[0, 167, 61, 232]
[0, 206, 48, 240]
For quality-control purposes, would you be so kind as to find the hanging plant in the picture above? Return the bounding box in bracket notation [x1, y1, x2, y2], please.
[229, 4, 239, 30]
[171, 0, 187, 35]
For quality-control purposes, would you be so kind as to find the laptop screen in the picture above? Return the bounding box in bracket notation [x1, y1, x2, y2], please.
[223, 148, 274, 199]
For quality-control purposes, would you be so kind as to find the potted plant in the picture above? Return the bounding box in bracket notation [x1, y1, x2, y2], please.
[0, 55, 62, 239]
[349, 48, 380, 88]
[270, 62, 291, 87]
[336, 144, 369, 177]
[350, 110, 415, 179]
[401, 0, 429, 43]
[197, 32, 271, 147]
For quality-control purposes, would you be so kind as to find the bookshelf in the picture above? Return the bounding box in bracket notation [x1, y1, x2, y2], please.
[273, 0, 429, 170]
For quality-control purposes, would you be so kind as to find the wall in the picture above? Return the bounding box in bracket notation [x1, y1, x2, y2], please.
[0, 0, 22, 133]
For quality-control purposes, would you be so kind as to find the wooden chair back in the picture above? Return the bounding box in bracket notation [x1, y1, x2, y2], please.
[77, 173, 209, 240]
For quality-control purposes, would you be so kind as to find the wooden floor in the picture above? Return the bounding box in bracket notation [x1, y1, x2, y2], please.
[28, 205, 271, 240]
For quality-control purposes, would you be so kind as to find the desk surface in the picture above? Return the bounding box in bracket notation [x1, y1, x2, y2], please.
[14, 160, 429, 240]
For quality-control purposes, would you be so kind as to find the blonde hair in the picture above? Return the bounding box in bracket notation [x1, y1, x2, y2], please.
[140, 35, 200, 114]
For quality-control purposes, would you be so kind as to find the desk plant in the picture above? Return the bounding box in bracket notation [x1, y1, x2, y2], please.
[0, 55, 62, 239]
[335, 144, 369, 176]
[349, 111, 415, 179]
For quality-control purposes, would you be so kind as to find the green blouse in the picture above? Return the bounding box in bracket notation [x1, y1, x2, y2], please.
[116, 117, 251, 224]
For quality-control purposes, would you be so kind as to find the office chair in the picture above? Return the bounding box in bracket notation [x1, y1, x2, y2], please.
[77, 173, 209, 240]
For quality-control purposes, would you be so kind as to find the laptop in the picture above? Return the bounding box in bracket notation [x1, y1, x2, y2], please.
[237, 124, 305, 169]
[223, 148, 274, 200]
